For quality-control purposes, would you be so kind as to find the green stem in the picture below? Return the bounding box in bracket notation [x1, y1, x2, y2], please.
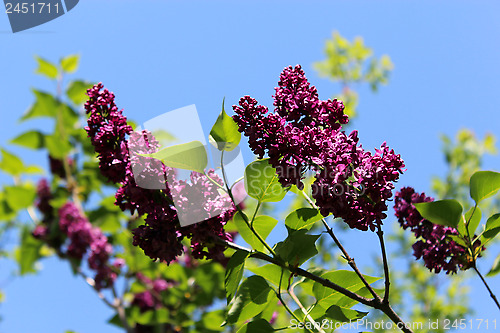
[220, 151, 276, 257]
[276, 269, 313, 333]
[203, 171, 227, 191]
[229, 176, 244, 192]
[288, 282, 326, 333]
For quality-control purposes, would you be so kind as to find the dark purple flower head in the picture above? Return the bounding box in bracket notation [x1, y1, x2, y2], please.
[233, 65, 404, 229]
[394, 187, 468, 274]
[273, 65, 348, 128]
[84, 83, 133, 184]
[233, 65, 349, 189]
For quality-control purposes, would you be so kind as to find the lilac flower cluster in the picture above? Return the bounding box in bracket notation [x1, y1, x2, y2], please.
[394, 187, 467, 274]
[84, 83, 133, 184]
[233, 65, 348, 189]
[233, 65, 404, 231]
[85, 84, 236, 265]
[313, 138, 405, 231]
[59, 202, 118, 289]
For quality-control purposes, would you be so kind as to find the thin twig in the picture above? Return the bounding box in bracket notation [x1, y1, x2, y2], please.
[473, 266, 500, 311]
[376, 225, 391, 303]
[77, 270, 115, 308]
[465, 206, 500, 311]
[299, 190, 381, 301]
[288, 283, 326, 333]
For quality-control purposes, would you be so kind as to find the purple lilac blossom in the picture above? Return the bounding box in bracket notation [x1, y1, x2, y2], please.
[233, 65, 404, 231]
[394, 187, 469, 274]
[85, 84, 237, 264]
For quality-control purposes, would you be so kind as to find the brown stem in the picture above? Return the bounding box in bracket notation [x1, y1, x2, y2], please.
[473, 266, 500, 311]
[376, 225, 391, 303]
[217, 237, 414, 333]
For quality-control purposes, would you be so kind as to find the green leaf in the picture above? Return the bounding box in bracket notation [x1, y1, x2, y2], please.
[209, 99, 241, 151]
[325, 305, 368, 322]
[66, 80, 93, 105]
[224, 276, 273, 325]
[233, 212, 278, 252]
[60, 54, 80, 73]
[45, 132, 72, 159]
[236, 319, 276, 333]
[15, 227, 44, 275]
[87, 197, 123, 234]
[244, 159, 287, 202]
[313, 270, 380, 309]
[144, 141, 207, 173]
[285, 207, 323, 231]
[10, 130, 45, 149]
[0, 149, 24, 176]
[200, 310, 225, 331]
[414, 200, 463, 228]
[247, 264, 291, 288]
[0, 194, 16, 220]
[4, 185, 36, 211]
[275, 229, 320, 265]
[465, 207, 481, 238]
[483, 213, 500, 242]
[470, 171, 500, 204]
[486, 253, 500, 277]
[34, 56, 58, 79]
[129, 307, 169, 325]
[225, 250, 250, 304]
[22, 90, 58, 121]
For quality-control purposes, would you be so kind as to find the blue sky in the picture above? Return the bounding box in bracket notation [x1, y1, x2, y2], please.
[1, 1, 500, 332]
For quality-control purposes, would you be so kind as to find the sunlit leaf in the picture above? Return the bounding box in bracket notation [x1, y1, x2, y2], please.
[414, 200, 463, 228]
